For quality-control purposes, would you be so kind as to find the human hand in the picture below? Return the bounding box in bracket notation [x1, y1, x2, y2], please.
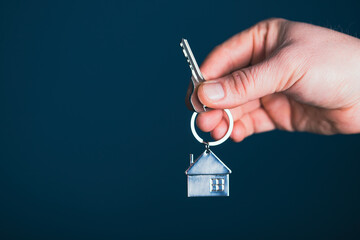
[193, 18, 360, 142]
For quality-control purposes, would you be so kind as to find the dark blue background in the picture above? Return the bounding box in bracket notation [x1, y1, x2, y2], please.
[1, 0, 360, 239]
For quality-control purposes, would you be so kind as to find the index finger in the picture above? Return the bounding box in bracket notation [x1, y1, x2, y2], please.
[200, 18, 286, 80]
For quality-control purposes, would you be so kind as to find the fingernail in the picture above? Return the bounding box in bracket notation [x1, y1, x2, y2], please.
[202, 82, 224, 101]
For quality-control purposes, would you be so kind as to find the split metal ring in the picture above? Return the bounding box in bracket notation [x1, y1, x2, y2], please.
[190, 109, 234, 147]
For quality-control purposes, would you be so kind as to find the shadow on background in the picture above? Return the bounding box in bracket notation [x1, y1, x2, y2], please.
[1, 0, 360, 239]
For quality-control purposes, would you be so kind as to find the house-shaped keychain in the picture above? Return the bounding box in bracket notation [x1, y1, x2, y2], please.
[185, 149, 232, 197]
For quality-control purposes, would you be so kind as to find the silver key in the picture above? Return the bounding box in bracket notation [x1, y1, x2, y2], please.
[180, 38, 207, 112]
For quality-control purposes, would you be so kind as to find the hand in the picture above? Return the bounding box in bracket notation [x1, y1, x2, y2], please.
[192, 18, 360, 142]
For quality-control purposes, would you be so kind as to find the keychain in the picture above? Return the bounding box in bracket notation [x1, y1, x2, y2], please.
[180, 38, 233, 197]
[185, 109, 233, 197]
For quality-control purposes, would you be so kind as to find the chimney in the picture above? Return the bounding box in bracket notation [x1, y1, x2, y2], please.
[190, 154, 194, 165]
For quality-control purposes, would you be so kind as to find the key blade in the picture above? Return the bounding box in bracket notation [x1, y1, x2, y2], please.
[180, 38, 205, 83]
[180, 38, 208, 112]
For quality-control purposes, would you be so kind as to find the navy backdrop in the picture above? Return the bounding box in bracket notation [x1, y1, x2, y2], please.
[1, 0, 360, 239]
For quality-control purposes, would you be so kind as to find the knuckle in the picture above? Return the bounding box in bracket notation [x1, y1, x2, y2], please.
[229, 68, 257, 100]
[231, 123, 246, 142]
[262, 17, 288, 25]
[230, 70, 247, 99]
[231, 135, 244, 143]
[274, 47, 309, 90]
[254, 18, 288, 32]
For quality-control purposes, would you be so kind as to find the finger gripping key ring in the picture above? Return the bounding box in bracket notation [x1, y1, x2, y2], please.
[190, 109, 234, 146]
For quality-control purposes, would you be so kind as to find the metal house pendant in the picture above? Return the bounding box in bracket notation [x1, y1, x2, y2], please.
[185, 147, 232, 197]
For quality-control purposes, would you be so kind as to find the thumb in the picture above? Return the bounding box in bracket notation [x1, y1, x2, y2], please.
[197, 51, 300, 109]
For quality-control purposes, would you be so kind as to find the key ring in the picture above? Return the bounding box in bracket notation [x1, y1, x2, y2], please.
[190, 109, 234, 147]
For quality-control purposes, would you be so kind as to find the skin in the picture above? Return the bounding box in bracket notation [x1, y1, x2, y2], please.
[192, 18, 360, 142]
